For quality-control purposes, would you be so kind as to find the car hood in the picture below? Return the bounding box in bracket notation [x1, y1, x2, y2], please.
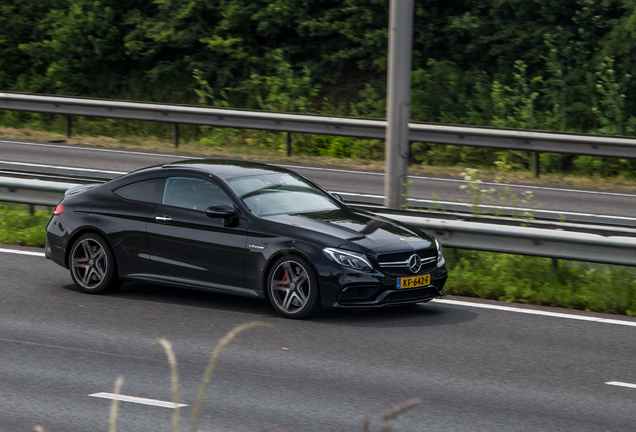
[262, 208, 434, 251]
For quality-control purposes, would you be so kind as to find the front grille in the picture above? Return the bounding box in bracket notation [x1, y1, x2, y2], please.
[382, 286, 439, 303]
[376, 247, 437, 277]
[377, 247, 436, 265]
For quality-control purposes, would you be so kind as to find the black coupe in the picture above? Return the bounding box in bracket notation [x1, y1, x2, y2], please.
[45, 160, 448, 318]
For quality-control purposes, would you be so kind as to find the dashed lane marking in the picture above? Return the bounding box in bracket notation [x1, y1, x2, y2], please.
[606, 381, 636, 389]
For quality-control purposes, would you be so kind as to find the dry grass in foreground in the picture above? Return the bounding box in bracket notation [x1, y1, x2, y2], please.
[29, 321, 422, 432]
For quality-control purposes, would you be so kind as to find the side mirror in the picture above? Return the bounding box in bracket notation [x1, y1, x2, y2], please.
[206, 203, 236, 219]
[332, 193, 344, 203]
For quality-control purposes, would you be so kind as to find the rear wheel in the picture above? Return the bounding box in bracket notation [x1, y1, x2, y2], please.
[267, 256, 321, 319]
[69, 233, 121, 294]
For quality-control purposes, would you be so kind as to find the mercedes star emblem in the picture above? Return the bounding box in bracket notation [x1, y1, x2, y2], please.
[408, 254, 422, 274]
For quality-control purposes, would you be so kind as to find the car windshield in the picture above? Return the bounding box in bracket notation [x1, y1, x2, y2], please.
[228, 173, 340, 216]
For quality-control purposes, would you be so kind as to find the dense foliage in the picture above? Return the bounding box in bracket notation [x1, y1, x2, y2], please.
[4, 0, 636, 174]
[0, 204, 49, 247]
[446, 250, 636, 316]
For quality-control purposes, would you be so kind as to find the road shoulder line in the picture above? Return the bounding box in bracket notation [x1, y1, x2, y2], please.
[0, 247, 45, 257]
[437, 299, 636, 327]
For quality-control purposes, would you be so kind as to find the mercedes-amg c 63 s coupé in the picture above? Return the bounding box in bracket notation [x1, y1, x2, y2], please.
[45, 159, 448, 318]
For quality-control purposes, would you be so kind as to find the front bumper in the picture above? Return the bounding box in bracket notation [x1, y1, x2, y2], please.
[316, 256, 448, 308]
[333, 276, 446, 308]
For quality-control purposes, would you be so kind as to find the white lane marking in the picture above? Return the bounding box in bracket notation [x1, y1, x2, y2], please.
[436, 299, 636, 327]
[4, 139, 636, 199]
[281, 163, 636, 198]
[279, 164, 384, 176]
[0, 140, 200, 159]
[0, 157, 633, 221]
[0, 162, 629, 221]
[89, 392, 187, 408]
[606, 381, 636, 389]
[407, 175, 636, 198]
[0, 160, 126, 175]
[333, 191, 636, 222]
[0, 248, 45, 257]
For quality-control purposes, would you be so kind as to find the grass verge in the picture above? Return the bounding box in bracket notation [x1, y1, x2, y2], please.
[445, 250, 636, 316]
[0, 203, 50, 247]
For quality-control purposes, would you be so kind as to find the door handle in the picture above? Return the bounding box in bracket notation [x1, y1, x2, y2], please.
[155, 215, 172, 223]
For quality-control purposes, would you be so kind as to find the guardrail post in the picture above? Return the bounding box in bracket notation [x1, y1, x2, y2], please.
[384, 0, 414, 209]
[452, 248, 460, 263]
[172, 92, 180, 148]
[534, 152, 540, 178]
[286, 132, 292, 156]
[173, 123, 179, 148]
[65, 115, 72, 138]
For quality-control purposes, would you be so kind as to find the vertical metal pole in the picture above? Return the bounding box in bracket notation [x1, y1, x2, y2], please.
[286, 132, 292, 157]
[384, 0, 414, 209]
[65, 115, 72, 138]
[173, 123, 179, 148]
[172, 92, 179, 148]
[534, 152, 540, 178]
[552, 258, 558, 271]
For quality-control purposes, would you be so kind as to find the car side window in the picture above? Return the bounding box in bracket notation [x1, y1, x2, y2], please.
[113, 178, 166, 203]
[162, 177, 232, 211]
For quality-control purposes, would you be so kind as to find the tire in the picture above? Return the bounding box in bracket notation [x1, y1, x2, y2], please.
[69, 233, 122, 294]
[267, 255, 321, 319]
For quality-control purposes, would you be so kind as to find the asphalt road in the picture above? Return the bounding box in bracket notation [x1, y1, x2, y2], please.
[1, 247, 636, 431]
[2, 138, 636, 225]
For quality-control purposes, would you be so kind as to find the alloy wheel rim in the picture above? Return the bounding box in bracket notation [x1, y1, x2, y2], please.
[71, 238, 108, 289]
[271, 260, 310, 314]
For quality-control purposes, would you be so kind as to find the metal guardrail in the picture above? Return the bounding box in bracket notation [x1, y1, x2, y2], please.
[378, 213, 636, 267]
[3, 92, 636, 158]
[0, 176, 78, 206]
[3, 176, 636, 267]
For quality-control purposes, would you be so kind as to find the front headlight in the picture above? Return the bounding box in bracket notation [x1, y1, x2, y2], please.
[435, 239, 444, 263]
[323, 248, 373, 271]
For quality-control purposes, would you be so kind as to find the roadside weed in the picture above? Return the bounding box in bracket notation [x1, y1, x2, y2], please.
[460, 169, 540, 219]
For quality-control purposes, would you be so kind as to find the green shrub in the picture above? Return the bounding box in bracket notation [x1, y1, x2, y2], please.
[0, 204, 50, 247]
[446, 250, 636, 316]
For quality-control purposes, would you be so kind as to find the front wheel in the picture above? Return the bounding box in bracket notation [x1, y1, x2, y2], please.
[267, 256, 321, 319]
[69, 233, 121, 294]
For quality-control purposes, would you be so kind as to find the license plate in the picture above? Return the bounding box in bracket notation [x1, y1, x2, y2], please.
[397, 274, 431, 289]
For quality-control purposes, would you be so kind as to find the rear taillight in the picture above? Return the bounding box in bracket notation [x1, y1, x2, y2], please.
[53, 204, 65, 216]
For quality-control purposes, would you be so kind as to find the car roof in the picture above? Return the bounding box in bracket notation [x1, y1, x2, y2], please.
[158, 159, 292, 180]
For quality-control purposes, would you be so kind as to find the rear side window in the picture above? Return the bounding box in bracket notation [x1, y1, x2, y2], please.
[162, 177, 231, 211]
[113, 178, 166, 204]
